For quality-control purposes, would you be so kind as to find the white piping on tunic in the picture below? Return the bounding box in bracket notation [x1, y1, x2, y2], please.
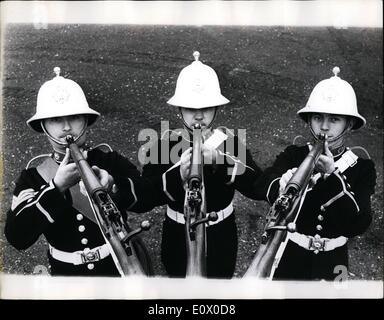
[36, 202, 55, 223]
[15, 180, 55, 217]
[162, 160, 181, 202]
[126, 178, 138, 210]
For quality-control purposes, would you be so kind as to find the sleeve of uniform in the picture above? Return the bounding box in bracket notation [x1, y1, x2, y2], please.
[213, 138, 263, 199]
[88, 149, 160, 213]
[141, 156, 185, 205]
[252, 145, 300, 204]
[5, 170, 73, 250]
[314, 159, 376, 237]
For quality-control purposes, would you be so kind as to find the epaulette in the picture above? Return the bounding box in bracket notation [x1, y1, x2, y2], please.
[292, 135, 306, 146]
[26, 143, 113, 169]
[348, 146, 371, 160]
[160, 129, 185, 141]
[26, 154, 52, 170]
[89, 143, 113, 153]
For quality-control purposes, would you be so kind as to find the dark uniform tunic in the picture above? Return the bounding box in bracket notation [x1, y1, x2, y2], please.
[253, 145, 376, 280]
[5, 148, 156, 276]
[142, 131, 263, 278]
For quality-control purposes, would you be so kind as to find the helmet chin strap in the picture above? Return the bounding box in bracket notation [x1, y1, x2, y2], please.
[40, 118, 88, 154]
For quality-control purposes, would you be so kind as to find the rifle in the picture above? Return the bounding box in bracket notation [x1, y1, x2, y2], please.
[184, 124, 218, 277]
[244, 134, 326, 278]
[66, 135, 152, 276]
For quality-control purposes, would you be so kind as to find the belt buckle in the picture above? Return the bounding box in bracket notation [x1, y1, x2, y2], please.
[81, 248, 101, 263]
[309, 235, 326, 254]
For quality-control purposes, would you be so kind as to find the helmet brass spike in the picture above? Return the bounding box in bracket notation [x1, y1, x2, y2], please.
[53, 67, 61, 77]
[332, 66, 340, 77]
[193, 51, 200, 61]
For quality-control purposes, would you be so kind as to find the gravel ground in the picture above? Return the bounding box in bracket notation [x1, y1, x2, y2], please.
[0, 24, 382, 280]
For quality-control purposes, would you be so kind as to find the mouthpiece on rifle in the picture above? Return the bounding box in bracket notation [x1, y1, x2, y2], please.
[317, 133, 327, 141]
[65, 135, 75, 144]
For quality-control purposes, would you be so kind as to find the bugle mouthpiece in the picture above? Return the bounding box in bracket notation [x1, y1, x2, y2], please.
[318, 133, 327, 141]
[65, 135, 75, 144]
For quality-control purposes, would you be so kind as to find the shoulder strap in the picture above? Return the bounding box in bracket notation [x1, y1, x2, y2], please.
[335, 150, 359, 174]
[36, 157, 98, 224]
[349, 146, 371, 159]
[89, 143, 113, 153]
[26, 154, 52, 170]
[36, 157, 58, 182]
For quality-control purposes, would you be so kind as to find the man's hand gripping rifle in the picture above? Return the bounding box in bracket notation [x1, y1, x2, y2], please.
[184, 124, 218, 277]
[65, 135, 151, 276]
[244, 134, 326, 278]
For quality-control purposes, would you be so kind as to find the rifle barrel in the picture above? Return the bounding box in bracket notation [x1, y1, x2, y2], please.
[65, 135, 147, 276]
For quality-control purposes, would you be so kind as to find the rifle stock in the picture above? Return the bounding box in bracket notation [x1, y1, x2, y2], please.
[245, 135, 326, 278]
[66, 135, 151, 276]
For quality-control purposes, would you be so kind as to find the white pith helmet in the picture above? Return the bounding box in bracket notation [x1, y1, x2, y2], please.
[27, 67, 100, 132]
[167, 51, 230, 109]
[297, 66, 366, 130]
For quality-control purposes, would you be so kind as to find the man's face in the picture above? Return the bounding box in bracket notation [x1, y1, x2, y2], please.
[310, 113, 349, 147]
[180, 107, 216, 130]
[43, 114, 87, 150]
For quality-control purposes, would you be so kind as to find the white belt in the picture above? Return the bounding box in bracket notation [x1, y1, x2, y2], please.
[49, 244, 110, 265]
[166, 202, 233, 226]
[289, 232, 348, 253]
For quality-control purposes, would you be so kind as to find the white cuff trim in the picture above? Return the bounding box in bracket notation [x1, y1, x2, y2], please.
[36, 202, 55, 223]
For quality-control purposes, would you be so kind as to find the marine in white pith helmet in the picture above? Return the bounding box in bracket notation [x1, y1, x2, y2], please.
[141, 51, 263, 278]
[297, 67, 366, 150]
[262, 66, 376, 281]
[6, 67, 156, 277]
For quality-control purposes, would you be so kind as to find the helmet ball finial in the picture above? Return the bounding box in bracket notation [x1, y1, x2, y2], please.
[193, 51, 200, 62]
[332, 66, 340, 77]
[53, 67, 61, 77]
